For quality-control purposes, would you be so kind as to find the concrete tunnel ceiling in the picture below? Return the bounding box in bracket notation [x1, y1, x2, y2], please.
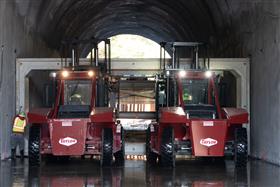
[30, 0, 235, 56]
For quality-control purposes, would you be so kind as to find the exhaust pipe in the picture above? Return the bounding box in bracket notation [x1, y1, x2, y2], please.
[71, 48, 75, 70]
[194, 46, 199, 69]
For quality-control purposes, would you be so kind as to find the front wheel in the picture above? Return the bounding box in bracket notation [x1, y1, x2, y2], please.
[234, 127, 248, 167]
[160, 127, 175, 167]
[29, 125, 41, 166]
[101, 128, 113, 166]
[146, 127, 157, 165]
[114, 127, 125, 165]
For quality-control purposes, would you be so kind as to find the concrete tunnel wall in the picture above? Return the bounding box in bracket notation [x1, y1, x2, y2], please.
[245, 3, 280, 165]
[0, 1, 58, 159]
[1, 0, 280, 165]
[215, 1, 280, 165]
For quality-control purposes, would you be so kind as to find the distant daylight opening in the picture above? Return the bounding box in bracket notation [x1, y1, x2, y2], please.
[87, 34, 170, 58]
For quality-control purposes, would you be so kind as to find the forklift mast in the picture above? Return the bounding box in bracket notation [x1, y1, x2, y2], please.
[156, 42, 207, 109]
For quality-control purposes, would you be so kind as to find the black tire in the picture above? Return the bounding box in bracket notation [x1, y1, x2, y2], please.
[101, 128, 113, 166]
[114, 127, 125, 165]
[160, 127, 175, 167]
[146, 127, 157, 165]
[29, 125, 41, 166]
[234, 127, 248, 168]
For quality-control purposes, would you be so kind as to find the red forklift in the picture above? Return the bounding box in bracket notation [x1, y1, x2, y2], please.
[146, 42, 249, 167]
[27, 38, 124, 166]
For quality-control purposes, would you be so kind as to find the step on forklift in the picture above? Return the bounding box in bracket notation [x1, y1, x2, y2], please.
[146, 42, 249, 167]
[27, 38, 124, 166]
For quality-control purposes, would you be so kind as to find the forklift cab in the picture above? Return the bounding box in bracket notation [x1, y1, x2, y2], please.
[155, 70, 221, 120]
[53, 70, 97, 119]
[178, 71, 219, 119]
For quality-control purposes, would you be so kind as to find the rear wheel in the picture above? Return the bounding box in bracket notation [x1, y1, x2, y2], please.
[114, 127, 125, 165]
[101, 128, 113, 166]
[234, 127, 248, 167]
[29, 125, 41, 166]
[160, 127, 175, 167]
[146, 127, 157, 165]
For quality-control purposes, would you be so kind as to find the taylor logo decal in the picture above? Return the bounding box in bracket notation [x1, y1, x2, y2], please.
[200, 138, 218, 147]
[59, 137, 77, 146]
[203, 121, 214, 126]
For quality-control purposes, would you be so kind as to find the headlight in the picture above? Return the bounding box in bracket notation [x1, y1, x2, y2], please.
[88, 70, 94, 77]
[62, 70, 69, 78]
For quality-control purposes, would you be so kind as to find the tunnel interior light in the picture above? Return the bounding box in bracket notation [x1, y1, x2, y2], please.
[179, 70, 187, 78]
[62, 70, 69, 78]
[88, 70, 94, 77]
[205, 70, 212, 78]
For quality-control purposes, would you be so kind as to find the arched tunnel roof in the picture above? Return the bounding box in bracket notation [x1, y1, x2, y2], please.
[22, 0, 236, 56]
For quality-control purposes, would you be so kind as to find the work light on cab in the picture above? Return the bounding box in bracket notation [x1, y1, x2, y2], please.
[62, 70, 69, 78]
[50, 72, 57, 78]
[179, 70, 187, 78]
[88, 70, 94, 77]
[205, 71, 212, 78]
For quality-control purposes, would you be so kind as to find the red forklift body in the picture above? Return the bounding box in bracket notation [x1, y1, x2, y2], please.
[49, 119, 88, 156]
[190, 120, 228, 156]
[28, 69, 124, 166]
[148, 70, 249, 167]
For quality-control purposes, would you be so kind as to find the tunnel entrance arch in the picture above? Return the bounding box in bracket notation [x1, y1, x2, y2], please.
[87, 34, 171, 59]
